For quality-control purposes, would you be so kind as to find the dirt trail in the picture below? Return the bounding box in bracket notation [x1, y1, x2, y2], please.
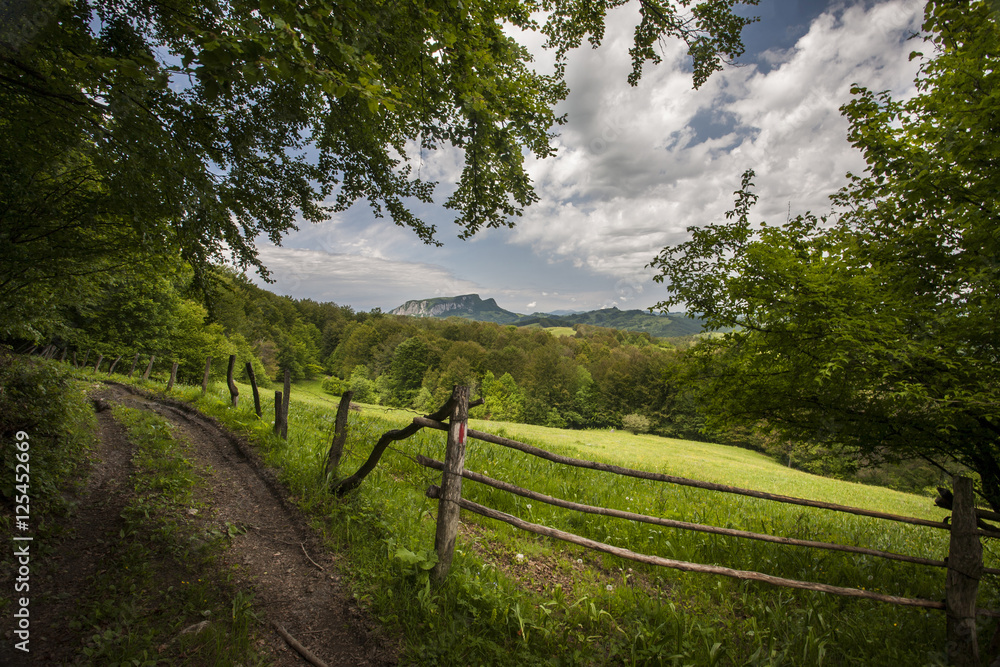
[3, 382, 398, 666]
[1, 397, 137, 666]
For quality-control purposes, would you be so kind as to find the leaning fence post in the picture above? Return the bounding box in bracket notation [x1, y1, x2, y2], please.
[108, 355, 122, 375]
[142, 355, 155, 380]
[245, 362, 262, 417]
[127, 352, 140, 379]
[81, 349, 90, 370]
[93, 353, 104, 373]
[325, 391, 354, 476]
[432, 385, 471, 583]
[226, 354, 239, 407]
[167, 362, 179, 391]
[273, 391, 283, 435]
[946, 475, 982, 667]
[201, 356, 212, 395]
[281, 369, 291, 440]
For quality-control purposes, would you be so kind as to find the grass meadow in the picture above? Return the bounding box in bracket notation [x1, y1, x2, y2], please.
[139, 374, 1000, 665]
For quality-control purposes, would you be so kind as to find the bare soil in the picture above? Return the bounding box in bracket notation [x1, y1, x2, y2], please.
[1, 381, 399, 666]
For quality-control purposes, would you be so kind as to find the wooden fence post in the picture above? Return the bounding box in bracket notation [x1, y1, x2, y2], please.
[80, 349, 90, 370]
[127, 352, 140, 379]
[245, 362, 262, 417]
[281, 369, 291, 440]
[226, 354, 239, 407]
[59, 348, 67, 363]
[325, 391, 354, 476]
[142, 355, 155, 381]
[202, 356, 212, 395]
[432, 385, 471, 583]
[93, 354, 104, 373]
[108, 355, 122, 375]
[273, 390, 283, 435]
[167, 362, 179, 391]
[946, 475, 983, 667]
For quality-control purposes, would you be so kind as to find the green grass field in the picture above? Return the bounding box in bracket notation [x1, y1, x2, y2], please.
[148, 376, 998, 665]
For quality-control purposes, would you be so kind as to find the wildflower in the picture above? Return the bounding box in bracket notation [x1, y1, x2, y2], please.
[576, 559, 583, 564]
[516, 553, 525, 563]
[606, 584, 613, 592]
[526, 504, 532, 510]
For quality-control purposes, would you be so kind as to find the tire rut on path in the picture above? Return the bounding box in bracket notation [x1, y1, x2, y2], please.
[1, 396, 136, 666]
[103, 383, 398, 666]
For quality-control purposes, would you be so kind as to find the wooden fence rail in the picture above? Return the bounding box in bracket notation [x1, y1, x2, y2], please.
[416, 454, 1000, 575]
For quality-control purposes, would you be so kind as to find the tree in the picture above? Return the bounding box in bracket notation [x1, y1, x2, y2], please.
[387, 337, 432, 406]
[649, 0, 1000, 509]
[478, 370, 525, 422]
[1, 0, 755, 337]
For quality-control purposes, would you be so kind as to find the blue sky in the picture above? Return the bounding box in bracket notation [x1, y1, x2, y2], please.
[253, 0, 924, 315]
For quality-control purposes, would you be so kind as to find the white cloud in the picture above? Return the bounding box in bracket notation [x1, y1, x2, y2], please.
[510, 0, 923, 285]
[253, 246, 483, 311]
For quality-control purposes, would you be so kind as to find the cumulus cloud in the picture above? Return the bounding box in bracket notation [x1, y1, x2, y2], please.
[511, 0, 923, 285]
[263, 1, 925, 315]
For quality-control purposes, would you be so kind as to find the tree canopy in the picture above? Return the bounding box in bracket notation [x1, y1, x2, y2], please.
[0, 0, 756, 339]
[649, 0, 1000, 509]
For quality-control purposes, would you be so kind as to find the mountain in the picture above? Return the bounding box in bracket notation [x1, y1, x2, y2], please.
[389, 294, 522, 324]
[389, 294, 707, 338]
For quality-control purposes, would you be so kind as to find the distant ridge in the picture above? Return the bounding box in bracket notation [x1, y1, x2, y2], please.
[390, 294, 522, 324]
[389, 294, 706, 338]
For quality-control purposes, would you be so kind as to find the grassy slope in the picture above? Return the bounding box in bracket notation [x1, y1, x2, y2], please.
[291, 379, 942, 520]
[172, 377, 998, 666]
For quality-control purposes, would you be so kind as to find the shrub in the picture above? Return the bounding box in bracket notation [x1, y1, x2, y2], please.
[621, 413, 651, 434]
[321, 375, 349, 396]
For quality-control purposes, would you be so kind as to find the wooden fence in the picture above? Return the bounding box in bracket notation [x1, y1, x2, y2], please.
[37, 346, 294, 440]
[354, 385, 995, 667]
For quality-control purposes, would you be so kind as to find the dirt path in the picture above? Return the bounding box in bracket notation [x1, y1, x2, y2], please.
[1, 396, 138, 666]
[3, 382, 398, 666]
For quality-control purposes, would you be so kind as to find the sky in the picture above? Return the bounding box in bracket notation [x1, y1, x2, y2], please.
[251, 0, 926, 315]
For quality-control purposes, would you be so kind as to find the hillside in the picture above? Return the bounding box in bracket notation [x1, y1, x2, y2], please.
[390, 293, 707, 338]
